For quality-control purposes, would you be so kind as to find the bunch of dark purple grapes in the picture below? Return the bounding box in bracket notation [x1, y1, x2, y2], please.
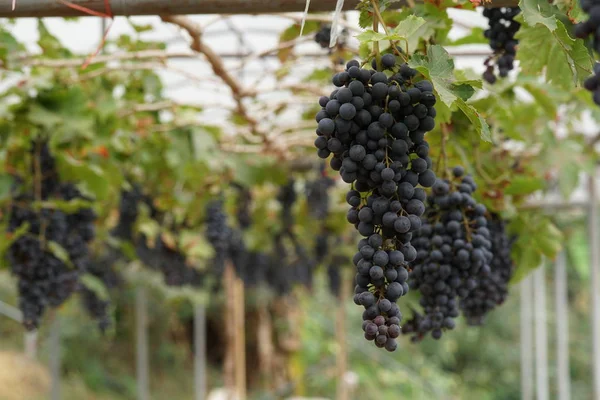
[459, 216, 514, 325]
[403, 167, 493, 341]
[80, 252, 122, 332]
[482, 7, 521, 84]
[6, 140, 96, 330]
[576, 0, 600, 104]
[313, 54, 438, 351]
[575, 0, 600, 52]
[583, 64, 600, 105]
[315, 25, 331, 49]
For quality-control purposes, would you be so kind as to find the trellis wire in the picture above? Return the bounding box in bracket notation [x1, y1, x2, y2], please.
[589, 170, 600, 400]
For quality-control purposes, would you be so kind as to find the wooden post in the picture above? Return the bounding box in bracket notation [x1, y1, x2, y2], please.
[194, 304, 207, 400]
[533, 265, 549, 400]
[520, 275, 534, 400]
[223, 263, 236, 399]
[50, 314, 61, 400]
[336, 270, 351, 400]
[136, 287, 150, 400]
[554, 252, 571, 400]
[589, 171, 600, 400]
[257, 298, 274, 389]
[234, 276, 247, 400]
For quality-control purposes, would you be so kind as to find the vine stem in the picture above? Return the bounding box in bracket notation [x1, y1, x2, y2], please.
[370, 0, 407, 62]
[372, 0, 380, 70]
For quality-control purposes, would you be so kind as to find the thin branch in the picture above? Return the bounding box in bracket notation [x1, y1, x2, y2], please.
[21, 50, 197, 67]
[116, 101, 177, 117]
[160, 15, 260, 132]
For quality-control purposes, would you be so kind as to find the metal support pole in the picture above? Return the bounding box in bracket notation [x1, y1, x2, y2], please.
[521, 275, 534, 400]
[0, 0, 520, 17]
[533, 265, 549, 400]
[555, 252, 571, 400]
[25, 330, 38, 360]
[50, 315, 61, 400]
[589, 171, 600, 399]
[194, 304, 206, 400]
[136, 287, 150, 400]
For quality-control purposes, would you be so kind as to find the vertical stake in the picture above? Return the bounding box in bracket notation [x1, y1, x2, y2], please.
[521, 275, 534, 400]
[194, 304, 207, 400]
[589, 172, 600, 399]
[136, 287, 150, 400]
[533, 265, 549, 400]
[555, 252, 571, 400]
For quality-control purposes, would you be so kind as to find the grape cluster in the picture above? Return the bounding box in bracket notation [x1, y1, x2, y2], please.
[584, 64, 600, 105]
[314, 54, 438, 351]
[110, 187, 203, 288]
[403, 167, 493, 341]
[328, 254, 346, 297]
[112, 185, 143, 240]
[482, 7, 521, 84]
[315, 25, 331, 49]
[80, 250, 122, 331]
[278, 180, 297, 233]
[575, 0, 600, 53]
[205, 199, 232, 275]
[306, 165, 335, 220]
[7, 140, 96, 330]
[232, 183, 252, 230]
[460, 216, 514, 325]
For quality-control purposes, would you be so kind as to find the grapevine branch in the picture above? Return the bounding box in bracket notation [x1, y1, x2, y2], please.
[160, 15, 288, 157]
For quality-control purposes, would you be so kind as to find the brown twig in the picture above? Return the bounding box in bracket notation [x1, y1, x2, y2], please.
[161, 16, 254, 117]
[160, 14, 289, 158]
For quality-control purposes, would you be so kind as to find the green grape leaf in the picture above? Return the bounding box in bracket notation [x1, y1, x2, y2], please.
[519, 0, 558, 30]
[0, 174, 13, 201]
[47, 241, 74, 268]
[504, 176, 546, 195]
[516, 18, 592, 88]
[356, 16, 426, 45]
[410, 46, 490, 141]
[445, 27, 489, 46]
[0, 223, 30, 260]
[455, 99, 491, 142]
[522, 83, 557, 117]
[511, 242, 542, 282]
[410, 45, 455, 106]
[80, 274, 110, 301]
[509, 214, 563, 283]
[57, 154, 109, 200]
[391, 15, 427, 41]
